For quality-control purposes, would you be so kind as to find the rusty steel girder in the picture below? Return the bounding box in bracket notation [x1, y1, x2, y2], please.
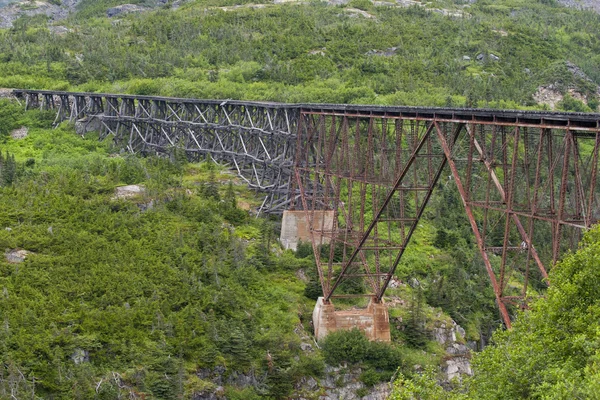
[296, 106, 600, 328]
[13, 89, 600, 326]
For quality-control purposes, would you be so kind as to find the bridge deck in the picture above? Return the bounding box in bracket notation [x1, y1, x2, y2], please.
[13, 89, 600, 131]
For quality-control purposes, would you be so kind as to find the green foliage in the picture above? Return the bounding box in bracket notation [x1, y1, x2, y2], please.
[389, 367, 458, 400]
[321, 329, 369, 365]
[1, 0, 600, 107]
[303, 279, 322, 300]
[296, 241, 313, 259]
[557, 94, 592, 112]
[202, 166, 221, 201]
[0, 150, 17, 185]
[0, 109, 322, 399]
[321, 329, 402, 384]
[453, 225, 600, 399]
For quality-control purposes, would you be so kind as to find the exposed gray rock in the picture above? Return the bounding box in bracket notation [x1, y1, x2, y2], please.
[446, 356, 472, 381]
[197, 366, 226, 386]
[558, 0, 600, 14]
[318, 366, 390, 400]
[462, 55, 471, 61]
[308, 48, 326, 56]
[431, 319, 473, 382]
[75, 116, 102, 135]
[0, 0, 79, 29]
[113, 184, 146, 200]
[10, 126, 28, 140]
[0, 88, 15, 99]
[300, 342, 313, 352]
[295, 376, 318, 391]
[71, 348, 89, 364]
[365, 47, 398, 57]
[48, 25, 72, 35]
[5, 249, 33, 263]
[296, 268, 309, 282]
[373, 1, 396, 6]
[226, 371, 261, 388]
[106, 4, 147, 17]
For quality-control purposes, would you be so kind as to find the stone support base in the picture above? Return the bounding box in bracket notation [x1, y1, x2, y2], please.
[312, 297, 391, 342]
[280, 210, 334, 251]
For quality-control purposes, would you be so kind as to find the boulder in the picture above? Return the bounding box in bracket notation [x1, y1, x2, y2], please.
[75, 117, 103, 135]
[5, 249, 33, 263]
[10, 126, 28, 140]
[107, 4, 146, 17]
[113, 184, 146, 200]
[71, 348, 90, 364]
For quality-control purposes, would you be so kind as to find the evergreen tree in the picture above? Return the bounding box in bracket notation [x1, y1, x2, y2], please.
[1, 151, 16, 186]
[203, 167, 220, 201]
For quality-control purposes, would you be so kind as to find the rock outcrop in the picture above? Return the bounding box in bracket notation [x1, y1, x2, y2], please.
[432, 319, 473, 382]
[106, 4, 147, 17]
[10, 126, 28, 139]
[5, 249, 34, 263]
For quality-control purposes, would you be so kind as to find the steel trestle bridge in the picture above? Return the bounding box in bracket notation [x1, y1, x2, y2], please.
[13, 89, 600, 327]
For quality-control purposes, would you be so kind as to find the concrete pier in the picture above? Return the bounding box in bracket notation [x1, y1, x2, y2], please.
[312, 297, 391, 342]
[280, 210, 334, 251]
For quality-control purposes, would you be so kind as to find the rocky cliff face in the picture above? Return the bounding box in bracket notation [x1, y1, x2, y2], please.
[190, 365, 391, 400]
[0, 0, 185, 28]
[558, 0, 600, 13]
[0, 0, 80, 29]
[431, 320, 473, 382]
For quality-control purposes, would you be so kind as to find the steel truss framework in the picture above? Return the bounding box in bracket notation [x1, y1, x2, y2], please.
[15, 90, 299, 213]
[13, 90, 600, 326]
[296, 106, 600, 327]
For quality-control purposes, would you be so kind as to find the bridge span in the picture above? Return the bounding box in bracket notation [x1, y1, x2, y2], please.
[13, 89, 600, 331]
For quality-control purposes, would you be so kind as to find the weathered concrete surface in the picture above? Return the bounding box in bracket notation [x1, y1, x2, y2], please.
[313, 297, 391, 342]
[280, 210, 334, 251]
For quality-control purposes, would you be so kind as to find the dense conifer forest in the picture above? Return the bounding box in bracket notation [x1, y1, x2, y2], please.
[1, 0, 600, 398]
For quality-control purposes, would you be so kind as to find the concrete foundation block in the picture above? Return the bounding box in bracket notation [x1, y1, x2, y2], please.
[313, 297, 391, 342]
[280, 210, 334, 251]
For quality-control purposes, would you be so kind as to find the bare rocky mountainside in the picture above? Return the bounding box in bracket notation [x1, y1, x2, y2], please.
[0, 0, 186, 28]
[558, 0, 600, 13]
[1, 0, 599, 29]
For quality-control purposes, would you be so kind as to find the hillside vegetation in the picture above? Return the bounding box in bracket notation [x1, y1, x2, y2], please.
[0, 0, 599, 110]
[0, 102, 454, 399]
[1, 0, 600, 398]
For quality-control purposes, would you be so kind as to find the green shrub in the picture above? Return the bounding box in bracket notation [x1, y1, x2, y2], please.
[360, 368, 381, 387]
[321, 329, 369, 365]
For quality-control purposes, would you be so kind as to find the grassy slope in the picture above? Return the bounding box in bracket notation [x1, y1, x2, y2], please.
[0, 107, 314, 398]
[0, 0, 598, 109]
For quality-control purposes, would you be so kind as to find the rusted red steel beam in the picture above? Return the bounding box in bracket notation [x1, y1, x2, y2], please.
[434, 122, 513, 328]
[465, 125, 549, 281]
[322, 122, 437, 302]
[298, 113, 599, 327]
